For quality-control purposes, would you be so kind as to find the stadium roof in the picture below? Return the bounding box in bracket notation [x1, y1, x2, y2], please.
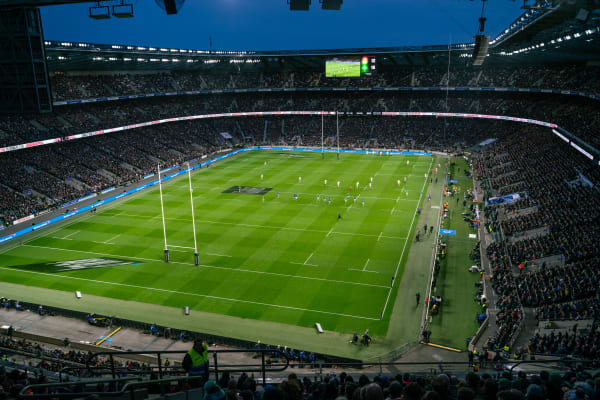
[44, 1, 600, 72]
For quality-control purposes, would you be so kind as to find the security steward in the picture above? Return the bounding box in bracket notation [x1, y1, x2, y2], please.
[182, 339, 209, 385]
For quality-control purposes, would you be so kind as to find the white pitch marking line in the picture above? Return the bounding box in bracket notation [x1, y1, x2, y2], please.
[103, 233, 121, 245]
[11, 178, 140, 250]
[278, 191, 415, 202]
[331, 231, 406, 240]
[349, 268, 379, 274]
[21, 244, 389, 289]
[376, 173, 423, 177]
[111, 212, 403, 240]
[207, 253, 232, 258]
[52, 237, 73, 241]
[390, 206, 395, 215]
[0, 265, 379, 321]
[377, 232, 383, 242]
[348, 194, 360, 211]
[62, 230, 79, 239]
[303, 252, 314, 265]
[290, 262, 318, 267]
[362, 258, 370, 271]
[380, 158, 433, 320]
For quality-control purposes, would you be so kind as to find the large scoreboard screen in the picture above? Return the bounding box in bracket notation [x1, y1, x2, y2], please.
[325, 56, 376, 77]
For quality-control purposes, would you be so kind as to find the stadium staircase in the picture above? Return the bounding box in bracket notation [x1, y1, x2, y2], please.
[507, 226, 550, 243]
[509, 307, 538, 351]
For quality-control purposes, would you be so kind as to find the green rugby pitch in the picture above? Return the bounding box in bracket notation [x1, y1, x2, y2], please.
[0, 150, 441, 356]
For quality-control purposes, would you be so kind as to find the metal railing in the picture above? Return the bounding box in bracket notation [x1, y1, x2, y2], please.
[83, 349, 291, 385]
[18, 357, 600, 399]
[19, 375, 204, 399]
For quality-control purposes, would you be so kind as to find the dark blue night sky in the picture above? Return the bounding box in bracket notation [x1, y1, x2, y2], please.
[41, 0, 524, 50]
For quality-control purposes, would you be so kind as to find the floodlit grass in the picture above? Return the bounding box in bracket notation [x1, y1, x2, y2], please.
[325, 61, 361, 77]
[427, 157, 481, 350]
[0, 151, 433, 340]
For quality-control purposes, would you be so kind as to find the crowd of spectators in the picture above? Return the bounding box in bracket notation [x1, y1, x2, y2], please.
[2, 69, 600, 363]
[0, 110, 537, 227]
[0, 333, 152, 374]
[2, 91, 598, 149]
[528, 320, 600, 359]
[49, 64, 600, 101]
[516, 258, 600, 308]
[1, 91, 596, 227]
[157, 369, 600, 400]
[5, 350, 600, 400]
[486, 242, 522, 350]
[475, 124, 599, 358]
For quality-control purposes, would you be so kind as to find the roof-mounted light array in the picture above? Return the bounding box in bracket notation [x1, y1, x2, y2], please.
[498, 27, 598, 56]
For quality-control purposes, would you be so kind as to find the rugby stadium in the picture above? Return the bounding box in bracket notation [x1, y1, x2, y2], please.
[0, 0, 599, 398]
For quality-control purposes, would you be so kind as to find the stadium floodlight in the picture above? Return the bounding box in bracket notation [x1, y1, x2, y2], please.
[320, 0, 342, 10]
[89, 3, 110, 19]
[288, 0, 310, 11]
[112, 1, 134, 18]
